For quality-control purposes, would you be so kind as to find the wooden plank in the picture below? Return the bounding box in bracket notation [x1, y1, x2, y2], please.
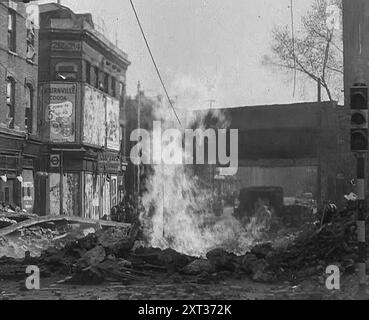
[0, 215, 131, 237]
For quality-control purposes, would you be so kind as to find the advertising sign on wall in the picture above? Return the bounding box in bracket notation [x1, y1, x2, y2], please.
[83, 85, 106, 147]
[51, 40, 82, 52]
[21, 170, 34, 213]
[111, 175, 118, 207]
[43, 83, 77, 143]
[84, 173, 100, 220]
[106, 97, 120, 151]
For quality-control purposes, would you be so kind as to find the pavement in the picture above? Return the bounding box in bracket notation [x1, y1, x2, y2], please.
[0, 274, 358, 300]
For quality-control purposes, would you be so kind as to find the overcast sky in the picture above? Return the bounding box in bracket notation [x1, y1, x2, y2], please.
[38, 0, 319, 109]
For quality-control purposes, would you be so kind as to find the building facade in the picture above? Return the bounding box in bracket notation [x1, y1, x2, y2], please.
[0, 0, 39, 213]
[189, 102, 351, 207]
[37, 3, 130, 219]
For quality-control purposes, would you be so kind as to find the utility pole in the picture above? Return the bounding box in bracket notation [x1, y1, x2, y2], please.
[59, 150, 63, 216]
[136, 81, 141, 212]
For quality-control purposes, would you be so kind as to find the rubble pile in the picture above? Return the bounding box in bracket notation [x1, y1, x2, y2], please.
[0, 209, 38, 229]
[0, 207, 367, 286]
[264, 209, 363, 281]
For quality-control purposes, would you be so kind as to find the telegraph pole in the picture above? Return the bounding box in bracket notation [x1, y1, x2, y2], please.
[137, 81, 141, 211]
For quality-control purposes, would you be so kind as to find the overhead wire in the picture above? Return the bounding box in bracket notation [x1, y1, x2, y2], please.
[129, 0, 181, 126]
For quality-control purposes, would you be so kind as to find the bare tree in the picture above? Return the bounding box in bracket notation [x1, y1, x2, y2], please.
[262, 0, 343, 101]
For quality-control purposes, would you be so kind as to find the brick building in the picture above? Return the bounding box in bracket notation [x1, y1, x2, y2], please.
[0, 1, 39, 213]
[37, 3, 130, 219]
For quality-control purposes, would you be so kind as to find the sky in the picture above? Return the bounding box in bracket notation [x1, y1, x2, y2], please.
[37, 0, 319, 109]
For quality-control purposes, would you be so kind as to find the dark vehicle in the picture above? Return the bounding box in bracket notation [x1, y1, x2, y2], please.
[233, 186, 284, 220]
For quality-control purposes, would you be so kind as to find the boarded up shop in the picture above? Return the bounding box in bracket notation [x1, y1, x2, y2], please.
[39, 83, 123, 219]
[37, 3, 130, 219]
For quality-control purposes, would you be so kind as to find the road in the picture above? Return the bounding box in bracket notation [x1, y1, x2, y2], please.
[0, 273, 356, 300]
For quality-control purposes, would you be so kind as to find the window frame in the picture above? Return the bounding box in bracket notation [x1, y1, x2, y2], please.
[85, 61, 91, 84]
[104, 73, 109, 94]
[94, 66, 99, 88]
[111, 76, 116, 97]
[7, 9, 16, 52]
[55, 62, 78, 81]
[6, 77, 15, 129]
[25, 84, 33, 134]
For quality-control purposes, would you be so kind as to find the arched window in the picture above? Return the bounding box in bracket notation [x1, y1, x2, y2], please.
[6, 77, 15, 129]
[25, 84, 33, 133]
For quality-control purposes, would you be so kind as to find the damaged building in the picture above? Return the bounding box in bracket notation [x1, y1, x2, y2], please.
[0, 1, 39, 213]
[36, 3, 130, 219]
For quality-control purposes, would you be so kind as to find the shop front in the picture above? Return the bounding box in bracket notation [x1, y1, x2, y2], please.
[42, 149, 123, 220]
[0, 136, 39, 214]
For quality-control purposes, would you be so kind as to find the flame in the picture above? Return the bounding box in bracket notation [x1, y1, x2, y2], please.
[137, 97, 265, 257]
[140, 164, 263, 257]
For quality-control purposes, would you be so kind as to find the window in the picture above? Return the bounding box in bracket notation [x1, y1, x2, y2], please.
[104, 73, 109, 94]
[120, 124, 125, 154]
[85, 61, 91, 84]
[25, 84, 33, 134]
[111, 77, 116, 97]
[6, 77, 15, 129]
[8, 10, 16, 52]
[55, 63, 78, 81]
[119, 82, 125, 97]
[94, 67, 99, 88]
[119, 82, 125, 106]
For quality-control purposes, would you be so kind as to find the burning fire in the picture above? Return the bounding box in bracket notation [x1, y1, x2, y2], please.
[140, 164, 263, 257]
[138, 102, 265, 258]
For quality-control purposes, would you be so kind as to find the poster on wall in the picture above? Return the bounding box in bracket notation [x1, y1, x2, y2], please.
[62, 173, 79, 216]
[84, 173, 100, 220]
[49, 173, 60, 216]
[21, 170, 34, 213]
[106, 97, 120, 151]
[83, 86, 106, 147]
[43, 83, 76, 142]
[111, 175, 118, 207]
[102, 175, 111, 218]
